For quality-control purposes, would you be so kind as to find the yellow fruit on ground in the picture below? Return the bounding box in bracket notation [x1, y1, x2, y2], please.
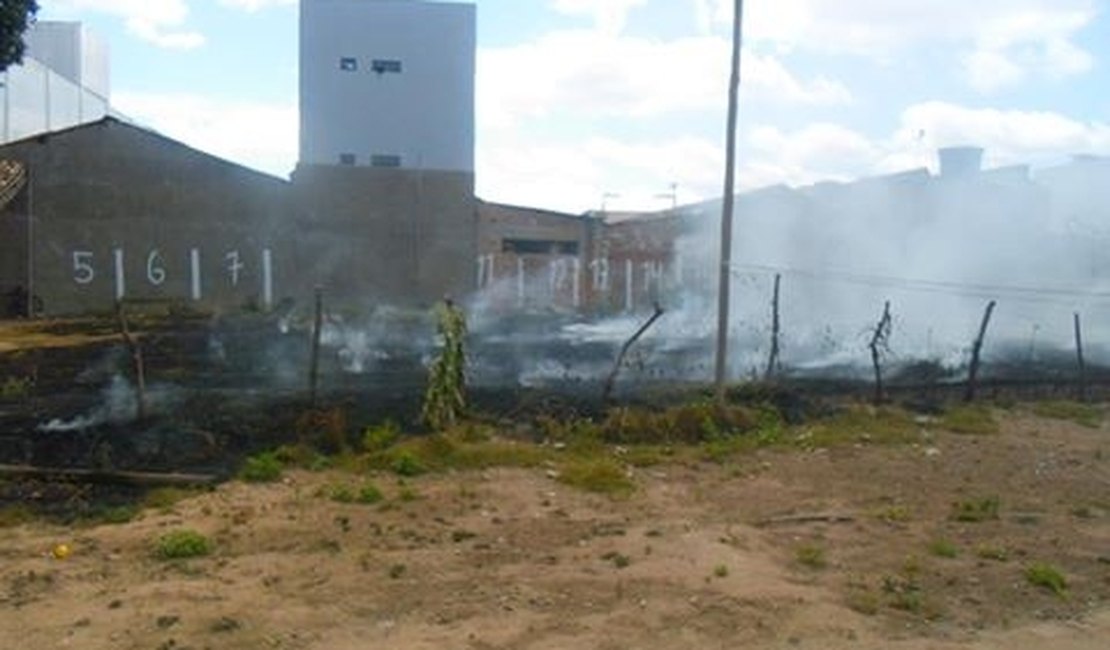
[51, 544, 71, 560]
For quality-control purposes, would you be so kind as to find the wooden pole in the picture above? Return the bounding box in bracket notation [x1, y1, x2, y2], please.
[868, 301, 892, 405]
[714, 0, 745, 404]
[1074, 312, 1087, 402]
[309, 286, 323, 407]
[765, 273, 781, 380]
[964, 300, 996, 402]
[603, 303, 665, 403]
[115, 300, 146, 421]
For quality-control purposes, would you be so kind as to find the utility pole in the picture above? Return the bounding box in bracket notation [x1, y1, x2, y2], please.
[714, 0, 744, 403]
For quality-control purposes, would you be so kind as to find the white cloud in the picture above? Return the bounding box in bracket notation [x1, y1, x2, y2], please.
[745, 123, 882, 186]
[217, 0, 296, 12]
[890, 102, 1110, 169]
[550, 0, 649, 33]
[709, 0, 1098, 91]
[48, 0, 205, 49]
[478, 29, 850, 129]
[964, 50, 1027, 93]
[113, 92, 297, 178]
[478, 100, 1110, 213]
[477, 133, 723, 213]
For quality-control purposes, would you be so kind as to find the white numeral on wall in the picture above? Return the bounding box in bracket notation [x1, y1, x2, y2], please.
[72, 251, 94, 285]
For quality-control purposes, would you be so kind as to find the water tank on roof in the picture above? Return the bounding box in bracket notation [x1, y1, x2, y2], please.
[938, 146, 983, 178]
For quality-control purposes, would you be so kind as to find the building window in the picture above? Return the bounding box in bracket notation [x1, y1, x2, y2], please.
[371, 59, 402, 74]
[338, 153, 356, 165]
[339, 57, 358, 71]
[502, 239, 580, 255]
[370, 154, 402, 168]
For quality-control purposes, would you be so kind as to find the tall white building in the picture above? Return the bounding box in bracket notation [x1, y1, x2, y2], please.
[0, 21, 111, 143]
[299, 0, 476, 172]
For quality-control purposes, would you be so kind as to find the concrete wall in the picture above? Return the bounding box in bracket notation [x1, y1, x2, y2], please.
[299, 0, 475, 172]
[476, 202, 600, 312]
[0, 119, 292, 315]
[291, 163, 477, 306]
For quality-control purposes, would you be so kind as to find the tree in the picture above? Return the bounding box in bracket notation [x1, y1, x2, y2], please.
[0, 0, 39, 72]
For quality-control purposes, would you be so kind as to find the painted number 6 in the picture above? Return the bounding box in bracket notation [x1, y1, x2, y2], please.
[147, 249, 166, 286]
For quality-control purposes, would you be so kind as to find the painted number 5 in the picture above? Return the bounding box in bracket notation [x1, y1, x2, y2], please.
[72, 251, 94, 284]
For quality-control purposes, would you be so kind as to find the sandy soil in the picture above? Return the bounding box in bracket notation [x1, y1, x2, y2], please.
[1, 409, 1108, 649]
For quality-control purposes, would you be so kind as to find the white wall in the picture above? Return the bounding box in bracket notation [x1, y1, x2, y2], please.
[299, 0, 475, 173]
[25, 22, 109, 99]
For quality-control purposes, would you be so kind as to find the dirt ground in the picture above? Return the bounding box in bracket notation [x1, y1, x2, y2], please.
[1, 408, 1108, 650]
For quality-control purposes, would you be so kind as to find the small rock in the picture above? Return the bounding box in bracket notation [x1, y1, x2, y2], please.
[924, 447, 941, 458]
[156, 615, 180, 629]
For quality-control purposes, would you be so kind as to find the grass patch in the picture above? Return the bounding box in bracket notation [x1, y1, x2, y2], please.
[940, 405, 999, 435]
[928, 539, 959, 558]
[1025, 562, 1068, 597]
[713, 564, 729, 578]
[0, 504, 36, 527]
[143, 487, 198, 511]
[976, 544, 1009, 562]
[1, 375, 33, 399]
[239, 451, 283, 483]
[558, 457, 635, 496]
[601, 551, 632, 569]
[874, 504, 911, 524]
[369, 433, 551, 477]
[1032, 400, 1102, 428]
[802, 405, 919, 447]
[155, 529, 211, 560]
[90, 504, 139, 525]
[795, 544, 827, 569]
[951, 496, 1000, 522]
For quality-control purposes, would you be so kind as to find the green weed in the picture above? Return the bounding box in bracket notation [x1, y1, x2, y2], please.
[1032, 401, 1102, 428]
[558, 457, 635, 496]
[155, 529, 211, 560]
[0, 504, 36, 527]
[928, 539, 959, 558]
[362, 420, 401, 452]
[239, 451, 283, 483]
[1025, 562, 1068, 597]
[976, 544, 1009, 562]
[951, 496, 1000, 522]
[940, 405, 999, 435]
[795, 544, 827, 569]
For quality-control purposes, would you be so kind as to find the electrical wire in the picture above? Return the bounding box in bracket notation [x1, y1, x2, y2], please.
[729, 262, 1110, 307]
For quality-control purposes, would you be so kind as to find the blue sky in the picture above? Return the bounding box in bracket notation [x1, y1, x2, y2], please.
[38, 0, 1110, 213]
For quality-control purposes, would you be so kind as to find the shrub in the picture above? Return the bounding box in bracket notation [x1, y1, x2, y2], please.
[795, 544, 827, 569]
[1025, 562, 1068, 597]
[390, 450, 426, 477]
[362, 420, 401, 453]
[951, 496, 1000, 522]
[928, 539, 958, 558]
[239, 451, 283, 483]
[155, 529, 211, 560]
[358, 484, 384, 504]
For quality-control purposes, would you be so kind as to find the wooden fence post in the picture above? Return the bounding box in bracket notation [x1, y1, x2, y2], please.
[868, 301, 892, 405]
[765, 273, 781, 380]
[964, 300, 997, 402]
